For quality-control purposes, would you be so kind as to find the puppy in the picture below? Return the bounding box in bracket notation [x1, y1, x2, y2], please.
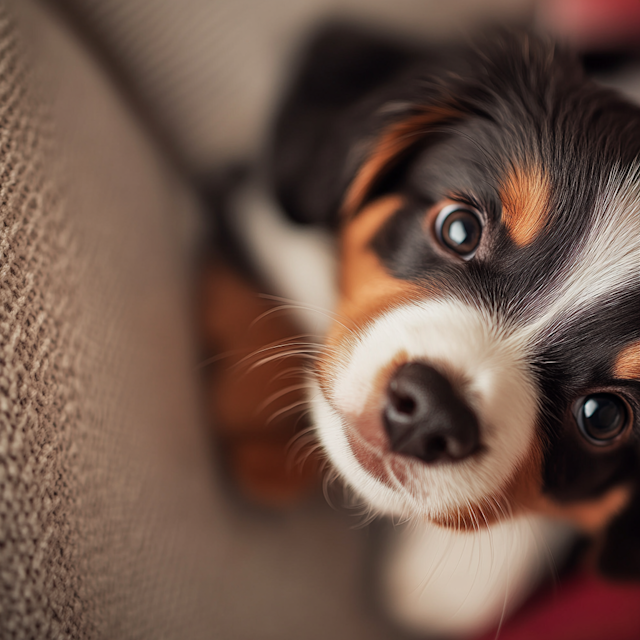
[258, 23, 640, 636]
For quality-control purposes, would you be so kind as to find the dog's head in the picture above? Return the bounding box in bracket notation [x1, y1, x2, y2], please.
[271, 25, 640, 579]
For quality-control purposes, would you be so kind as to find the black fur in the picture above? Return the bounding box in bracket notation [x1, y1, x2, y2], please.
[270, 22, 436, 227]
[270, 24, 640, 579]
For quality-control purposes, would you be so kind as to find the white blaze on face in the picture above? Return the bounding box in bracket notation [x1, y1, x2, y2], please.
[526, 164, 640, 345]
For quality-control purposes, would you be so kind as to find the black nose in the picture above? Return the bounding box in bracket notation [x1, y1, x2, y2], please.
[383, 362, 480, 463]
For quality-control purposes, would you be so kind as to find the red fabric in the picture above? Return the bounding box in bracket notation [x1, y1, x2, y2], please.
[476, 572, 640, 640]
[541, 0, 640, 46]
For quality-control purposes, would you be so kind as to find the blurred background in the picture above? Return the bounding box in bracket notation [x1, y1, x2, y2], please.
[54, 0, 640, 175]
[56, 0, 640, 635]
[10, 1, 640, 638]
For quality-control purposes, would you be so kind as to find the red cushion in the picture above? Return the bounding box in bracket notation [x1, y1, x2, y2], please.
[476, 572, 640, 640]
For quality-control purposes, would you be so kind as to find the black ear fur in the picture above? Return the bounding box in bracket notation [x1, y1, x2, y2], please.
[268, 25, 572, 228]
[269, 22, 430, 227]
[598, 481, 640, 580]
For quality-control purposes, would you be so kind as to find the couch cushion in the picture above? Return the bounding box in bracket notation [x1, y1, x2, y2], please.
[0, 1, 404, 638]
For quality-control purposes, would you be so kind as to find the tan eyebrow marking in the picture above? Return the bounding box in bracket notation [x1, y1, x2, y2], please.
[500, 165, 550, 246]
[341, 107, 462, 219]
[338, 195, 422, 325]
[614, 342, 640, 380]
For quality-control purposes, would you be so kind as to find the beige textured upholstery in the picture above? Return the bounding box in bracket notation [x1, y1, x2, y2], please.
[1, 1, 400, 637]
[0, 0, 536, 637]
[57, 0, 533, 169]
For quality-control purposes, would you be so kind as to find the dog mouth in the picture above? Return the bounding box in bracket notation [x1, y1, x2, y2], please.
[333, 359, 483, 485]
[344, 422, 413, 492]
[311, 300, 541, 523]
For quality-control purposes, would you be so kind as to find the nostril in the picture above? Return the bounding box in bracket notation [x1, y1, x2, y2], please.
[390, 389, 417, 416]
[420, 435, 448, 463]
[428, 436, 446, 454]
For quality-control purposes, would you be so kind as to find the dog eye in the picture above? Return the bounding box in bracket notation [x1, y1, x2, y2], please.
[434, 204, 482, 258]
[574, 393, 630, 445]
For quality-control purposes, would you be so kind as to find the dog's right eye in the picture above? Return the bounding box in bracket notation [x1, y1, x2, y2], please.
[574, 393, 630, 445]
[434, 204, 482, 259]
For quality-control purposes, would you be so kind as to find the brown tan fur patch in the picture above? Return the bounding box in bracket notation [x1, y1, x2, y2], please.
[200, 260, 320, 507]
[456, 433, 629, 534]
[614, 341, 640, 380]
[339, 195, 419, 316]
[433, 436, 544, 530]
[435, 442, 630, 534]
[321, 195, 426, 361]
[500, 164, 550, 246]
[532, 485, 631, 534]
[341, 107, 461, 218]
[316, 195, 423, 398]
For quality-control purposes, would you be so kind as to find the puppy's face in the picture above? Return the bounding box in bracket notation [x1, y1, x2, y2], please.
[273, 28, 640, 576]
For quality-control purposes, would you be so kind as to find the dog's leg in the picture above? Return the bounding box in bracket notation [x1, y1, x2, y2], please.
[199, 258, 320, 507]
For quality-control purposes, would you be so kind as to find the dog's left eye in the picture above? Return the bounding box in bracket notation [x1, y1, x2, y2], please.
[574, 393, 630, 445]
[434, 204, 482, 259]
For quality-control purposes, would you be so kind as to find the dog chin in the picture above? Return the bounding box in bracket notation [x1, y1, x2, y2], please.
[311, 378, 578, 637]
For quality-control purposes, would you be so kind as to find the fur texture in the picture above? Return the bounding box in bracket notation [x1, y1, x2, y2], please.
[266, 23, 640, 634]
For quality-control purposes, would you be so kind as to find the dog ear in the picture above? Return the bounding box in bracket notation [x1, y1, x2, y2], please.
[270, 26, 568, 227]
[269, 22, 434, 227]
[597, 483, 640, 580]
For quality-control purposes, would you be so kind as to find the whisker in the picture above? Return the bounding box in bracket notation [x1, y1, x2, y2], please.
[447, 521, 471, 587]
[287, 424, 317, 446]
[232, 338, 328, 371]
[349, 503, 379, 529]
[494, 525, 513, 640]
[250, 303, 342, 332]
[286, 422, 316, 457]
[272, 366, 314, 383]
[290, 440, 322, 472]
[440, 498, 483, 618]
[245, 350, 322, 373]
[257, 293, 353, 332]
[322, 467, 340, 510]
[255, 383, 315, 414]
[287, 422, 322, 455]
[265, 399, 310, 426]
[416, 527, 457, 596]
[523, 516, 562, 593]
[292, 406, 313, 431]
[195, 349, 245, 370]
[384, 459, 420, 518]
[236, 333, 332, 358]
